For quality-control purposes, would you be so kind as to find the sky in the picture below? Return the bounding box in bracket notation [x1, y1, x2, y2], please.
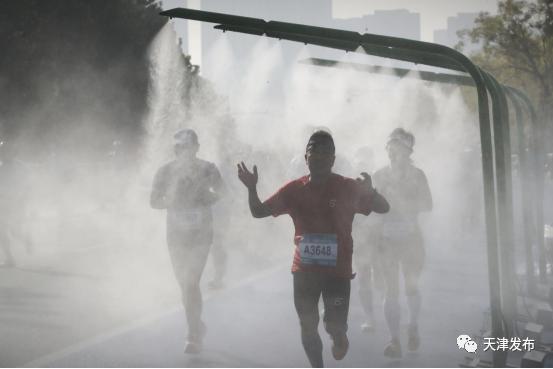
[332, 0, 499, 42]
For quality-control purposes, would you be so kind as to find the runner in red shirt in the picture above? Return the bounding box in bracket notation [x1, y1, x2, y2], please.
[237, 130, 389, 367]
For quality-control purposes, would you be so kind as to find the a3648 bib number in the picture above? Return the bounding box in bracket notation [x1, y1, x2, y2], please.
[299, 234, 338, 267]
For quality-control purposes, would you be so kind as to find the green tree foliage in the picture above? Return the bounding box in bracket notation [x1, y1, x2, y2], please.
[458, 0, 553, 146]
[0, 0, 167, 156]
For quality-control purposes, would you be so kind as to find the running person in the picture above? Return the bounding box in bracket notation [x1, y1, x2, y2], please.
[237, 130, 389, 367]
[373, 128, 432, 358]
[150, 129, 224, 353]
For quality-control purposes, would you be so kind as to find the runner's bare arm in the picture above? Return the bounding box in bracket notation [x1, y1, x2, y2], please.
[237, 162, 271, 218]
[370, 190, 390, 214]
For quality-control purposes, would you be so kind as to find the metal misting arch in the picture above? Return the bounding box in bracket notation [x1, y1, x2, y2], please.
[300, 57, 543, 298]
[160, 8, 545, 367]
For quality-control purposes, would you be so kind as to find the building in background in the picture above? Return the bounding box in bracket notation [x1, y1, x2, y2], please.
[163, 1, 493, 65]
[334, 9, 420, 40]
[434, 12, 481, 54]
[159, 0, 425, 107]
[163, 0, 422, 66]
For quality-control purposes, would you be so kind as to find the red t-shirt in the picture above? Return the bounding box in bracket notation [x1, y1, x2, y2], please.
[263, 173, 373, 278]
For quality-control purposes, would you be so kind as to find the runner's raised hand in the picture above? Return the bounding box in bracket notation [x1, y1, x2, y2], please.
[237, 161, 258, 189]
[356, 172, 374, 194]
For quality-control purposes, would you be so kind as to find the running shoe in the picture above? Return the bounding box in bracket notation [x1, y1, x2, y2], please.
[184, 321, 207, 354]
[331, 333, 349, 360]
[383, 339, 402, 358]
[360, 315, 375, 332]
[184, 341, 202, 354]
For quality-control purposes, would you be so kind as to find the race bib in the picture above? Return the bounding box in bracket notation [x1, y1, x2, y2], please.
[382, 221, 415, 238]
[171, 209, 205, 229]
[299, 233, 338, 267]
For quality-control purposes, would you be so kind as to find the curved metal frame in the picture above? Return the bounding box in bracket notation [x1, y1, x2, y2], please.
[301, 57, 541, 301]
[481, 72, 517, 340]
[504, 87, 538, 296]
[160, 8, 545, 366]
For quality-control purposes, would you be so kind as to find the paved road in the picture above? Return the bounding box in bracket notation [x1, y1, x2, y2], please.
[0, 231, 491, 368]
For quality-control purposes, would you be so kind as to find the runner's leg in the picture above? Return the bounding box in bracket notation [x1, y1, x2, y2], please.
[209, 241, 227, 288]
[183, 245, 210, 341]
[294, 272, 324, 368]
[404, 260, 423, 329]
[322, 275, 351, 360]
[403, 242, 424, 351]
[322, 275, 351, 338]
[382, 255, 400, 342]
[167, 230, 211, 343]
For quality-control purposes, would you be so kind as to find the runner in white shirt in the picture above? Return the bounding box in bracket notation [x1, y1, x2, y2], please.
[150, 129, 225, 354]
[373, 128, 432, 358]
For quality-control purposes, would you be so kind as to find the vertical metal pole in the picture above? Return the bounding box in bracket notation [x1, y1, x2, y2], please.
[508, 88, 546, 283]
[505, 88, 538, 296]
[480, 72, 512, 365]
[536, 120, 547, 283]
[462, 68, 504, 367]
[491, 74, 518, 324]
[414, 50, 507, 368]
[416, 54, 506, 368]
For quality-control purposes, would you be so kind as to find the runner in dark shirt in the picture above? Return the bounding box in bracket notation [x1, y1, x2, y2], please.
[151, 129, 224, 354]
[237, 130, 389, 367]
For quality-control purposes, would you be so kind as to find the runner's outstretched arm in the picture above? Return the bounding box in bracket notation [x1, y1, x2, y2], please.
[370, 190, 390, 214]
[237, 162, 271, 218]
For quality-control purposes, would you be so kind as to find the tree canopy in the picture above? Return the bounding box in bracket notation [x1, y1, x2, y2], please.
[0, 0, 168, 157]
[458, 0, 553, 148]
